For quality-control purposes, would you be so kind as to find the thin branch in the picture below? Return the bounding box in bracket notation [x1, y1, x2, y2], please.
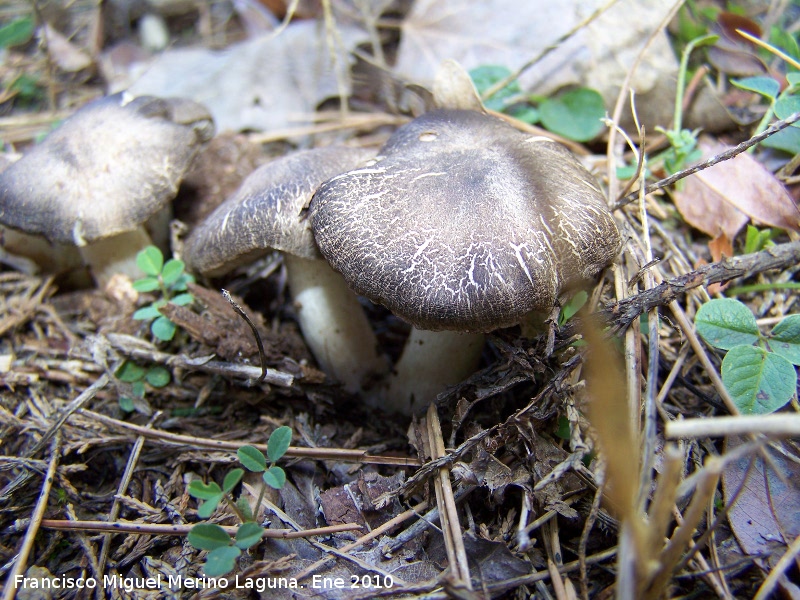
[600, 241, 800, 333]
[78, 409, 420, 467]
[612, 111, 800, 210]
[3, 434, 61, 600]
[39, 519, 359, 538]
[666, 415, 800, 439]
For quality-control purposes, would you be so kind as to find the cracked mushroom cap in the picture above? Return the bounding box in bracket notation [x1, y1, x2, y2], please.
[183, 146, 374, 277]
[310, 109, 620, 332]
[0, 92, 213, 246]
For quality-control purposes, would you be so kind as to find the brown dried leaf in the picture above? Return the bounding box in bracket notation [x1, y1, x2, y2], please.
[673, 136, 800, 238]
[707, 12, 767, 77]
[42, 24, 93, 73]
[723, 437, 800, 574]
[707, 232, 733, 294]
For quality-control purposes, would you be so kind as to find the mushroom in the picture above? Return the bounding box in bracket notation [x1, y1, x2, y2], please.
[183, 146, 388, 395]
[0, 92, 213, 287]
[310, 109, 620, 414]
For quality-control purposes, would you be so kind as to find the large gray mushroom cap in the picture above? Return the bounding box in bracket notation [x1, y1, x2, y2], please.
[0, 92, 213, 246]
[184, 146, 374, 277]
[311, 109, 620, 333]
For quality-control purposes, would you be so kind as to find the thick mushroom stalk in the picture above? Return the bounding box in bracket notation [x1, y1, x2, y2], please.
[284, 255, 387, 394]
[76, 227, 154, 287]
[0, 93, 213, 288]
[183, 147, 388, 395]
[385, 330, 484, 414]
[311, 109, 621, 415]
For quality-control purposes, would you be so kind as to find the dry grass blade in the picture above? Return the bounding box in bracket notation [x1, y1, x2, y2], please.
[667, 415, 800, 439]
[426, 403, 472, 589]
[2, 433, 61, 600]
[97, 412, 159, 575]
[643, 457, 723, 598]
[78, 409, 419, 466]
[39, 519, 360, 538]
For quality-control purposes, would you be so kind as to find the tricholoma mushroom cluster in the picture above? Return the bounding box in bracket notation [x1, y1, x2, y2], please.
[310, 108, 621, 414]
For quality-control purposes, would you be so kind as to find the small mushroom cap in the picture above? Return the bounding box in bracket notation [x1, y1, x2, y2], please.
[0, 92, 213, 246]
[183, 146, 374, 277]
[310, 109, 620, 332]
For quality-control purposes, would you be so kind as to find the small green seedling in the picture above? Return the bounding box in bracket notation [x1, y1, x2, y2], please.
[469, 65, 605, 142]
[0, 16, 34, 49]
[654, 33, 719, 174]
[695, 298, 800, 414]
[114, 360, 171, 412]
[732, 72, 800, 155]
[132, 246, 193, 341]
[743, 224, 777, 255]
[187, 426, 292, 576]
[558, 290, 588, 327]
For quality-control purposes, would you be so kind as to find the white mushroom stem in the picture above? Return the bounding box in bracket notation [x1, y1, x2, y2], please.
[283, 254, 388, 394]
[78, 226, 154, 289]
[385, 329, 485, 415]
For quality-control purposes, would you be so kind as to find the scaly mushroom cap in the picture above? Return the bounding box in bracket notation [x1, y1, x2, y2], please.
[310, 109, 620, 332]
[183, 146, 374, 277]
[0, 93, 213, 246]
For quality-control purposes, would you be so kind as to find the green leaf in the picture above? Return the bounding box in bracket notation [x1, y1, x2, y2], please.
[539, 87, 605, 142]
[188, 480, 223, 500]
[469, 65, 520, 111]
[509, 105, 539, 124]
[197, 496, 222, 519]
[770, 26, 800, 69]
[0, 17, 34, 49]
[115, 360, 146, 382]
[721, 346, 797, 414]
[234, 522, 264, 550]
[761, 123, 800, 154]
[222, 468, 244, 494]
[145, 366, 171, 388]
[695, 298, 760, 350]
[171, 293, 193, 306]
[132, 277, 160, 292]
[773, 94, 800, 128]
[119, 397, 135, 412]
[238, 445, 267, 472]
[172, 273, 194, 292]
[133, 301, 165, 321]
[151, 316, 176, 341]
[203, 546, 240, 577]
[787, 72, 800, 87]
[731, 76, 780, 101]
[770, 315, 800, 365]
[267, 426, 292, 463]
[263, 466, 286, 490]
[558, 291, 588, 326]
[136, 246, 164, 276]
[187, 523, 231, 551]
[744, 225, 775, 255]
[236, 497, 254, 522]
[132, 381, 145, 398]
[161, 259, 185, 286]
